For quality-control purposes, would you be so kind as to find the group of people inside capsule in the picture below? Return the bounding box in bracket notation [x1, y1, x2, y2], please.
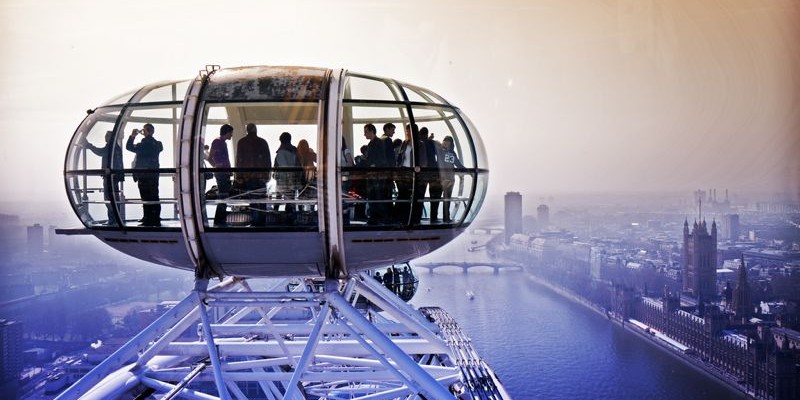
[81, 120, 463, 228]
[352, 122, 464, 225]
[80, 122, 317, 227]
[206, 123, 317, 226]
[373, 265, 417, 300]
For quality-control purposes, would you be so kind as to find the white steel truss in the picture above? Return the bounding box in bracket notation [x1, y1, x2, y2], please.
[54, 272, 506, 400]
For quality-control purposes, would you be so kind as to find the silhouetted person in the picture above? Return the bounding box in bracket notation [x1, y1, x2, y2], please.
[381, 123, 398, 217]
[81, 130, 124, 225]
[409, 124, 428, 224]
[296, 139, 317, 186]
[392, 138, 403, 163]
[273, 132, 301, 212]
[384, 267, 395, 291]
[381, 123, 397, 163]
[390, 266, 400, 295]
[394, 125, 414, 223]
[209, 124, 234, 226]
[364, 123, 389, 224]
[126, 123, 162, 226]
[236, 123, 271, 225]
[421, 127, 442, 222]
[438, 136, 464, 223]
[402, 266, 414, 298]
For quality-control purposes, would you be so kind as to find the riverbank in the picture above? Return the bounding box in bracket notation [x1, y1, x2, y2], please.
[523, 271, 751, 399]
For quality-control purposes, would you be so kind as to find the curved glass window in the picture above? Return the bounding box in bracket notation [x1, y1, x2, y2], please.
[101, 89, 137, 107]
[459, 112, 488, 170]
[343, 75, 402, 102]
[342, 71, 485, 230]
[341, 102, 411, 227]
[65, 107, 124, 227]
[199, 102, 321, 230]
[465, 173, 488, 224]
[99, 81, 190, 107]
[66, 102, 183, 229]
[114, 105, 182, 228]
[134, 80, 190, 104]
[401, 83, 449, 105]
[408, 105, 475, 168]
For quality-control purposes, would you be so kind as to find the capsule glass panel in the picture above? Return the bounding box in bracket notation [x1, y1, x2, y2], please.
[116, 104, 182, 228]
[439, 170, 473, 224]
[65, 107, 124, 227]
[341, 102, 411, 228]
[465, 172, 488, 223]
[402, 84, 448, 105]
[411, 169, 474, 225]
[407, 105, 477, 226]
[408, 105, 475, 168]
[101, 90, 137, 107]
[344, 75, 403, 102]
[199, 102, 321, 230]
[134, 80, 190, 104]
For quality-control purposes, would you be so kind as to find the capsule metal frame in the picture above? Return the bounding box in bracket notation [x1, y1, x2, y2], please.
[63, 66, 489, 278]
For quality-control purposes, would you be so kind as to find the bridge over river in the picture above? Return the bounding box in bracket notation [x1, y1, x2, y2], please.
[413, 261, 523, 274]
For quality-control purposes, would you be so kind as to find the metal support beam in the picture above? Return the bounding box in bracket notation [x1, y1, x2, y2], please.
[326, 291, 454, 399]
[197, 290, 233, 400]
[54, 275, 504, 400]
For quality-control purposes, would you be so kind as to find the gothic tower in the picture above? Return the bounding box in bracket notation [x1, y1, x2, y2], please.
[682, 219, 718, 299]
[732, 256, 752, 320]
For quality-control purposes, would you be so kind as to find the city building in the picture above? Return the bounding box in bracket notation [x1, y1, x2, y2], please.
[682, 219, 718, 300]
[493, 188, 800, 399]
[0, 319, 23, 399]
[537, 204, 550, 228]
[590, 246, 604, 281]
[27, 223, 44, 254]
[0, 214, 24, 255]
[722, 214, 740, 242]
[504, 192, 522, 243]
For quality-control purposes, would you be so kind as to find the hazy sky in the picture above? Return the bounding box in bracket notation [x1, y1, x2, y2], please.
[1, 0, 798, 208]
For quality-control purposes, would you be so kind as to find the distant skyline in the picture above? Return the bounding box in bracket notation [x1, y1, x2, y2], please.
[1, 0, 798, 211]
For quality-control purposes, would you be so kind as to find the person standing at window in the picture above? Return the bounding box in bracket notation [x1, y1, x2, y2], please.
[410, 124, 428, 225]
[296, 139, 317, 186]
[394, 124, 414, 223]
[274, 131, 301, 212]
[236, 123, 271, 225]
[381, 123, 398, 217]
[438, 136, 464, 223]
[364, 123, 389, 224]
[421, 127, 442, 223]
[126, 123, 163, 227]
[81, 130, 124, 225]
[209, 124, 234, 226]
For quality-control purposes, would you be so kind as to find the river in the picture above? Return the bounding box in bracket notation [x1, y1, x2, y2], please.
[409, 268, 743, 399]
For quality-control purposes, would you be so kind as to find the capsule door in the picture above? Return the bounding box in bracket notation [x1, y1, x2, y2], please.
[183, 67, 331, 277]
